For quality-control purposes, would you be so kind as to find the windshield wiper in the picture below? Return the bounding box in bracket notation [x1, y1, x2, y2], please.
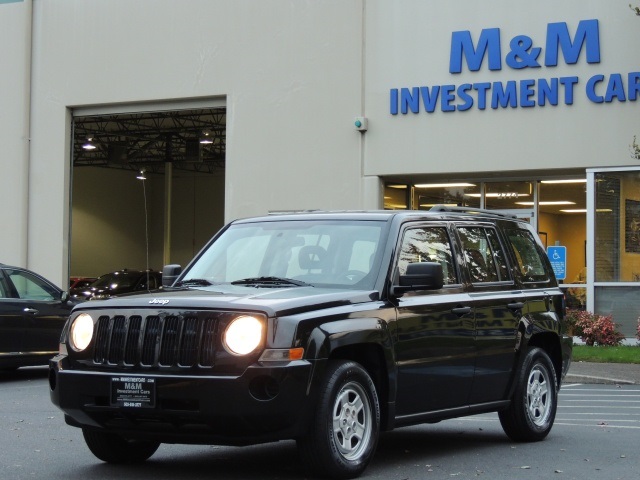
[175, 278, 213, 287]
[230, 276, 311, 287]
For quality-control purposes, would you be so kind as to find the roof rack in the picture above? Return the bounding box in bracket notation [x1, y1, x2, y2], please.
[267, 209, 325, 215]
[428, 205, 518, 219]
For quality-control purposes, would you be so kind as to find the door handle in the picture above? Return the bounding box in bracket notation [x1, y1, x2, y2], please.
[23, 307, 39, 314]
[507, 302, 524, 312]
[451, 306, 472, 316]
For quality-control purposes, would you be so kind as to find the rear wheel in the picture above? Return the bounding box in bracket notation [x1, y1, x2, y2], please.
[298, 360, 380, 479]
[82, 429, 160, 463]
[499, 347, 558, 442]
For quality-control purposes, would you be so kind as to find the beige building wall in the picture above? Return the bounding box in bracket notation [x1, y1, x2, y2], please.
[25, 0, 365, 285]
[2, 0, 639, 287]
[364, 1, 640, 177]
[0, 0, 31, 267]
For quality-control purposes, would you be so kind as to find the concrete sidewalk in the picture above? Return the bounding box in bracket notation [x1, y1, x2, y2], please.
[564, 361, 640, 385]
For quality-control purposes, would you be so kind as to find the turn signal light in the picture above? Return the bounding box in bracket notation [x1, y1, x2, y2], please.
[259, 348, 305, 362]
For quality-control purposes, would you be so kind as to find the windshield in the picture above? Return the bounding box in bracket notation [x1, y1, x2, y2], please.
[92, 272, 138, 289]
[181, 220, 386, 289]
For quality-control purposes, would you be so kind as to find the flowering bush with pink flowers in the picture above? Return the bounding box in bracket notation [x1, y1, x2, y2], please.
[637, 316, 640, 342]
[565, 309, 625, 346]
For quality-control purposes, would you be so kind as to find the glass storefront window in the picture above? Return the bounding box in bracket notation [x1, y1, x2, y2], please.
[381, 170, 640, 339]
[563, 285, 587, 310]
[384, 184, 409, 210]
[590, 169, 640, 339]
[538, 179, 587, 287]
[595, 286, 640, 337]
[484, 181, 533, 210]
[595, 171, 640, 282]
[412, 182, 480, 210]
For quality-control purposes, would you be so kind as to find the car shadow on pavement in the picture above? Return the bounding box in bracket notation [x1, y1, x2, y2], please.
[79, 441, 303, 480]
[68, 423, 512, 480]
[375, 423, 511, 462]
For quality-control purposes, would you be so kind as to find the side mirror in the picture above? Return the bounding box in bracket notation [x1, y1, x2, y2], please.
[391, 262, 444, 297]
[61, 291, 70, 302]
[162, 264, 182, 287]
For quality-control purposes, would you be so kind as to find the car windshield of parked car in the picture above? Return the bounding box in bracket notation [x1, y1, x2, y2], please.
[181, 220, 385, 289]
[92, 272, 137, 290]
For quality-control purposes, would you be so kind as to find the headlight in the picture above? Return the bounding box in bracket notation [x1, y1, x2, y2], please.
[223, 315, 263, 355]
[70, 313, 94, 351]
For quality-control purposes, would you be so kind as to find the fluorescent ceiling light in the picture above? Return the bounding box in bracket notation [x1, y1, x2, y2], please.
[82, 137, 96, 150]
[560, 208, 612, 213]
[414, 183, 476, 188]
[540, 179, 587, 184]
[199, 130, 214, 144]
[387, 184, 408, 189]
[384, 204, 408, 209]
[516, 201, 576, 206]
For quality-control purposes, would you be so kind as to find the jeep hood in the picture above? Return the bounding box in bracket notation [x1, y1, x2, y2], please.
[74, 285, 380, 318]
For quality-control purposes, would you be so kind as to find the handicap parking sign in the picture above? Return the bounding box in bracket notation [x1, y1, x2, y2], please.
[547, 246, 566, 281]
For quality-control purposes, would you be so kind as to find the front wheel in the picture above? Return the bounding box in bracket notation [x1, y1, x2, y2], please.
[298, 360, 380, 479]
[499, 347, 558, 442]
[82, 429, 160, 463]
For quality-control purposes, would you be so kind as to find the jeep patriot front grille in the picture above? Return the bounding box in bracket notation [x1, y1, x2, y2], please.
[93, 314, 219, 368]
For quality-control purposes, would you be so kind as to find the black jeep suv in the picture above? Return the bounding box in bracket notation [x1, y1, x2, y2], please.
[49, 208, 572, 479]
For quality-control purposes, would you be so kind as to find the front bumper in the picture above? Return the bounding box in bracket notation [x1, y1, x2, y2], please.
[49, 354, 319, 445]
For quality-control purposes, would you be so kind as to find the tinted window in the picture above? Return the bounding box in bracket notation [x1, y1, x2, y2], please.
[93, 273, 137, 289]
[398, 226, 458, 285]
[486, 228, 510, 280]
[505, 229, 549, 282]
[457, 227, 510, 283]
[137, 274, 159, 290]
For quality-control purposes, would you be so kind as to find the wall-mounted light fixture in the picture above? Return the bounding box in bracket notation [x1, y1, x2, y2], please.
[199, 130, 213, 144]
[136, 169, 147, 180]
[82, 137, 97, 150]
[354, 117, 368, 132]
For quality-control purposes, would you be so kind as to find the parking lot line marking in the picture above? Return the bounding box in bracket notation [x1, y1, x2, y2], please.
[554, 422, 640, 429]
[561, 395, 640, 399]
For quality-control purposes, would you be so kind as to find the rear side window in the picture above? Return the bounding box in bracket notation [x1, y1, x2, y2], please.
[457, 227, 510, 283]
[504, 229, 549, 282]
[398, 226, 458, 285]
[7, 269, 57, 301]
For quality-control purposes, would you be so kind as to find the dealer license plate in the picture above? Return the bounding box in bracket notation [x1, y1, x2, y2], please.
[110, 376, 156, 408]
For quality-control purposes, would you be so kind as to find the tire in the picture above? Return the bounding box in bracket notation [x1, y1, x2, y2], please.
[499, 347, 558, 442]
[82, 429, 160, 464]
[298, 360, 380, 479]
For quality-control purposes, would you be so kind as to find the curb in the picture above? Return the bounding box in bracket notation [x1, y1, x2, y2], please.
[564, 374, 636, 385]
